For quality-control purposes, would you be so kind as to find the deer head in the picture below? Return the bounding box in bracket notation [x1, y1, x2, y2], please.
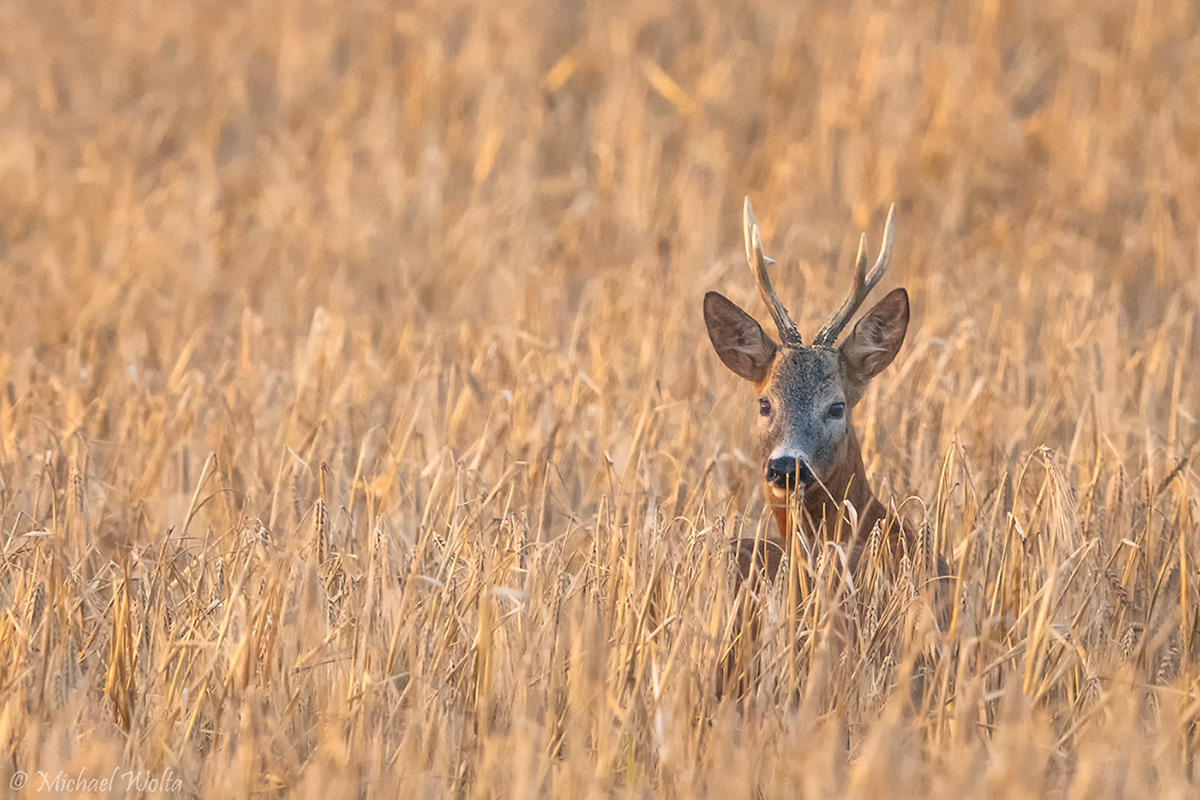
[704, 199, 908, 518]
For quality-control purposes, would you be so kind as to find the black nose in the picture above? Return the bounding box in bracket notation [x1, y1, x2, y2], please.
[765, 457, 815, 489]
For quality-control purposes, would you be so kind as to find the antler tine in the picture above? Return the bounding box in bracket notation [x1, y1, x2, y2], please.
[743, 197, 802, 346]
[814, 203, 896, 346]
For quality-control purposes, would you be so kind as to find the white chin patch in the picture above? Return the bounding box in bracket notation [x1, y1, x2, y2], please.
[767, 485, 790, 500]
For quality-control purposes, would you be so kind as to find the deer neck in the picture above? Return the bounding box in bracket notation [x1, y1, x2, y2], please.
[770, 428, 886, 548]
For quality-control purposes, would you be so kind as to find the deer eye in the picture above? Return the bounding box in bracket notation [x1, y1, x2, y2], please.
[828, 401, 845, 420]
[758, 397, 772, 416]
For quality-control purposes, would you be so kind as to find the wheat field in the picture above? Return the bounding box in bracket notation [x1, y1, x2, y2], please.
[1, 0, 1198, 797]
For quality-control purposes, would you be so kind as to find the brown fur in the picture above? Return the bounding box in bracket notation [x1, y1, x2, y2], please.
[704, 203, 916, 583]
[709, 204, 952, 703]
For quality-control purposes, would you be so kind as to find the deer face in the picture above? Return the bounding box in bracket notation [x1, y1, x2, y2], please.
[704, 288, 909, 497]
[703, 199, 908, 500]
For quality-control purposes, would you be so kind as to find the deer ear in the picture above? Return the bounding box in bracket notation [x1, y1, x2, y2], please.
[840, 288, 908, 388]
[704, 292, 777, 383]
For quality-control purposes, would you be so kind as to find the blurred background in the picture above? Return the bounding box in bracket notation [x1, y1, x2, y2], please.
[1, 1, 1197, 513]
[1, 1, 1199, 795]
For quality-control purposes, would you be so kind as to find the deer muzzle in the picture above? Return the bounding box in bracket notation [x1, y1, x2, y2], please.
[765, 456, 815, 491]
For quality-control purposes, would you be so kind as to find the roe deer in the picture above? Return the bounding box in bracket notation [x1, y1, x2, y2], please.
[705, 199, 914, 580]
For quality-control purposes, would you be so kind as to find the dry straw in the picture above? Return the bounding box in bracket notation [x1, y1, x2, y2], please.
[0, 0, 1198, 797]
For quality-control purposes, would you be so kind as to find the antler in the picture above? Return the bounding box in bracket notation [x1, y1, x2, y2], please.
[813, 204, 896, 346]
[743, 197, 802, 346]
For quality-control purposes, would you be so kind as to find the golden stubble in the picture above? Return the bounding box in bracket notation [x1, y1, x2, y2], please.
[0, 0, 1197, 797]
